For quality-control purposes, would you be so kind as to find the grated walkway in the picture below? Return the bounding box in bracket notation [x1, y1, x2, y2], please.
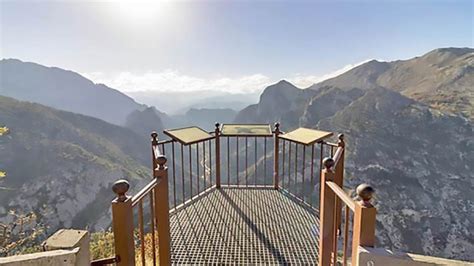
[170, 187, 319, 265]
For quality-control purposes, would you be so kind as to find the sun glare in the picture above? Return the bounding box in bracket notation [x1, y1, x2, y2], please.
[116, 0, 164, 24]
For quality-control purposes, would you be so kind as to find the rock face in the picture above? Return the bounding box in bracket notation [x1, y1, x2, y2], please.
[311, 47, 474, 120]
[0, 59, 145, 125]
[0, 96, 151, 250]
[234, 48, 474, 260]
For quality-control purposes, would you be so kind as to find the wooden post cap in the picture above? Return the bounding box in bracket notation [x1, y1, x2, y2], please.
[151, 131, 159, 145]
[157, 155, 167, 170]
[322, 157, 335, 170]
[274, 122, 280, 131]
[356, 183, 375, 207]
[215, 122, 220, 129]
[112, 179, 130, 202]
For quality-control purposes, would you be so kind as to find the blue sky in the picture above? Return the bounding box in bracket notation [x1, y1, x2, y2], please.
[1, 0, 473, 94]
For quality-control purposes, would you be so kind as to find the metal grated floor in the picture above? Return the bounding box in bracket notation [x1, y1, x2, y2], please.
[170, 187, 320, 265]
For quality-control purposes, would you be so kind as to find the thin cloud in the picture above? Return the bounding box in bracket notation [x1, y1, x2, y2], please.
[82, 59, 374, 95]
[287, 59, 374, 88]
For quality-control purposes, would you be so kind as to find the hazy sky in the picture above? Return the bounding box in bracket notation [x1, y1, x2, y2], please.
[1, 0, 473, 94]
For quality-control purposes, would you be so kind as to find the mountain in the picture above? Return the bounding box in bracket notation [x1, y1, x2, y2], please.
[311, 47, 474, 120]
[0, 59, 145, 125]
[0, 96, 153, 251]
[125, 107, 165, 139]
[234, 48, 474, 260]
[235, 80, 318, 128]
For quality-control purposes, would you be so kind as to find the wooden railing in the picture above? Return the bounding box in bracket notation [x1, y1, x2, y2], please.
[102, 123, 376, 265]
[106, 133, 171, 266]
[276, 127, 339, 210]
[318, 136, 377, 266]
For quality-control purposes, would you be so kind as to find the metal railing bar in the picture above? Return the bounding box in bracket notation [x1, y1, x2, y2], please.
[138, 200, 145, 266]
[189, 145, 192, 199]
[302, 145, 306, 203]
[203, 140, 207, 189]
[310, 144, 315, 208]
[196, 142, 200, 194]
[288, 141, 292, 189]
[180, 143, 185, 205]
[227, 136, 230, 186]
[254, 136, 257, 185]
[149, 192, 157, 266]
[294, 143, 298, 191]
[172, 142, 176, 208]
[236, 137, 239, 186]
[282, 140, 286, 189]
[326, 181, 355, 211]
[131, 178, 160, 207]
[245, 137, 248, 186]
[209, 139, 213, 185]
[343, 205, 350, 266]
[264, 136, 267, 183]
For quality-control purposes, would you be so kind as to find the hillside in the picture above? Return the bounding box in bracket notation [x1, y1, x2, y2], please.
[234, 48, 474, 260]
[311, 47, 474, 120]
[0, 96, 153, 251]
[0, 59, 145, 125]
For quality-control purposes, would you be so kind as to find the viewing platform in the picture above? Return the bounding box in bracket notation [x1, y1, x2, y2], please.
[92, 123, 376, 266]
[170, 187, 319, 264]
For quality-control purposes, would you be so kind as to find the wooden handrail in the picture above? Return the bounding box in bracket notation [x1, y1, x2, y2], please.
[131, 178, 160, 207]
[333, 147, 344, 166]
[326, 181, 355, 211]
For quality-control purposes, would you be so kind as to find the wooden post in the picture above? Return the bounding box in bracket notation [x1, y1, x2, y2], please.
[214, 123, 221, 188]
[155, 154, 171, 265]
[334, 134, 345, 233]
[318, 157, 336, 266]
[273, 122, 280, 189]
[351, 184, 376, 266]
[111, 180, 135, 266]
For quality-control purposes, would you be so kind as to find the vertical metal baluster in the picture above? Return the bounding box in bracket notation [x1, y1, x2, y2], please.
[196, 142, 200, 194]
[181, 144, 184, 204]
[189, 145, 192, 198]
[333, 197, 339, 265]
[209, 139, 213, 185]
[319, 142, 324, 204]
[227, 136, 230, 186]
[138, 200, 145, 266]
[288, 142, 292, 189]
[161, 143, 165, 155]
[203, 140, 207, 189]
[310, 144, 315, 207]
[295, 143, 298, 191]
[245, 137, 248, 187]
[264, 136, 267, 184]
[172, 142, 176, 209]
[282, 140, 286, 189]
[343, 205, 349, 266]
[149, 192, 157, 266]
[236, 137, 239, 186]
[254, 136, 257, 185]
[302, 145, 306, 202]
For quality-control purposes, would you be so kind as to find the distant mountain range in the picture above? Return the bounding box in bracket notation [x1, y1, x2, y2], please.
[0, 47, 472, 260]
[235, 47, 474, 260]
[0, 59, 147, 125]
